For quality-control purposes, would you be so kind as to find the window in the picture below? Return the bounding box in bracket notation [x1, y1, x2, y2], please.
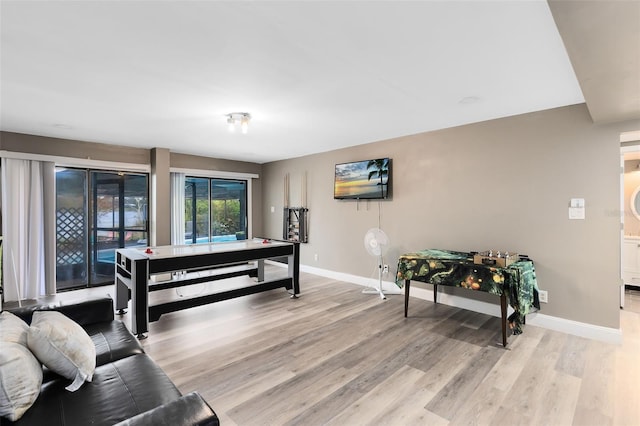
[184, 177, 247, 243]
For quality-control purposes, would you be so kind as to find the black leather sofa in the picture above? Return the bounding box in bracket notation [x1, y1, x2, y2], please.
[5, 297, 219, 426]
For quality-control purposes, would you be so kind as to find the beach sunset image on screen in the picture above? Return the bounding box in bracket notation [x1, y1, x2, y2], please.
[334, 158, 390, 200]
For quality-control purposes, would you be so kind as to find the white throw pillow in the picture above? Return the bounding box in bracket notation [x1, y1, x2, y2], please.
[0, 342, 43, 421]
[27, 311, 96, 392]
[0, 311, 30, 347]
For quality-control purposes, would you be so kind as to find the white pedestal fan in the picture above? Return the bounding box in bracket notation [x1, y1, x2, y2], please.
[363, 227, 389, 300]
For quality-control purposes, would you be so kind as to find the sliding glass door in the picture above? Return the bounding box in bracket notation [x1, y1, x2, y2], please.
[211, 179, 247, 241]
[184, 177, 247, 244]
[184, 177, 210, 244]
[91, 172, 148, 285]
[56, 168, 88, 290]
[56, 170, 247, 289]
[56, 169, 148, 290]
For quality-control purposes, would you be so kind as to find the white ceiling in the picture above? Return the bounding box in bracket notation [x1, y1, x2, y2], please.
[0, 1, 591, 163]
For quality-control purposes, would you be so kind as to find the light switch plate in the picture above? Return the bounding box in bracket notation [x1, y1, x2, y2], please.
[570, 198, 585, 208]
[569, 198, 585, 219]
[569, 207, 585, 219]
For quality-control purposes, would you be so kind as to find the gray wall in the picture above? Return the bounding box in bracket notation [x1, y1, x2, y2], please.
[261, 104, 640, 330]
[0, 131, 151, 164]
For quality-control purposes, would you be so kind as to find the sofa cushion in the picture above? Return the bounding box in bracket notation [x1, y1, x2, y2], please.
[40, 320, 145, 384]
[7, 297, 116, 327]
[9, 354, 183, 426]
[27, 311, 96, 392]
[0, 311, 29, 347]
[0, 343, 43, 422]
[114, 392, 220, 426]
[85, 320, 145, 367]
[40, 320, 144, 384]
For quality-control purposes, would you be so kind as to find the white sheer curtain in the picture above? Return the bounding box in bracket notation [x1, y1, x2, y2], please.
[1, 158, 56, 302]
[170, 172, 186, 245]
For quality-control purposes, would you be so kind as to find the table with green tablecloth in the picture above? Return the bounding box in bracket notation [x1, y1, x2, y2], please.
[396, 249, 539, 346]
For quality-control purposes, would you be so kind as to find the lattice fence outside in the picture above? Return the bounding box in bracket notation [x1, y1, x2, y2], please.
[57, 207, 86, 265]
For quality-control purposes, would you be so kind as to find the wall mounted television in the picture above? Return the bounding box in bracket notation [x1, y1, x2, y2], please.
[334, 158, 391, 200]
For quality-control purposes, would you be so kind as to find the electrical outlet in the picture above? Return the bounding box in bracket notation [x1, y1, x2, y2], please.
[383, 264, 389, 274]
[538, 290, 548, 303]
[314, 253, 319, 261]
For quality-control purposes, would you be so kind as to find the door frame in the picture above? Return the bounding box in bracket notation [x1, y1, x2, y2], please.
[620, 139, 640, 308]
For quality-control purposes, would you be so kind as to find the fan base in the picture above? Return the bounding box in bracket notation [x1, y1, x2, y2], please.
[362, 288, 387, 300]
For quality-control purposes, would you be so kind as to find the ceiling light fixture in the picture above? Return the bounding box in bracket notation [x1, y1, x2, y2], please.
[226, 112, 251, 134]
[459, 96, 480, 105]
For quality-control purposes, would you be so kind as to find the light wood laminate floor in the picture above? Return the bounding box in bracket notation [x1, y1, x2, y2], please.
[624, 287, 640, 314]
[38, 272, 640, 425]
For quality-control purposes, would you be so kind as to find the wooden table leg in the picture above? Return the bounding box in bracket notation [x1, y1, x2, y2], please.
[500, 292, 507, 347]
[404, 280, 411, 317]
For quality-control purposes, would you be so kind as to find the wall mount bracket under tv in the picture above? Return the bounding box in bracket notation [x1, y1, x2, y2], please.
[334, 158, 391, 200]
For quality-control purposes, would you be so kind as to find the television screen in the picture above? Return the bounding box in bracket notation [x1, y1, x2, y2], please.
[334, 158, 391, 200]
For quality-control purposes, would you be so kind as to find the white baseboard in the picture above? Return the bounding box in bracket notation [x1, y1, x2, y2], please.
[525, 312, 622, 345]
[286, 262, 622, 345]
[299, 264, 402, 294]
[408, 286, 622, 345]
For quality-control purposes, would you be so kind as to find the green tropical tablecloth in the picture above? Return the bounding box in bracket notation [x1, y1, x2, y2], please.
[396, 249, 540, 334]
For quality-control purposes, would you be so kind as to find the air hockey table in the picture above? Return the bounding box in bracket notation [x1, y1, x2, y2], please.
[115, 239, 300, 337]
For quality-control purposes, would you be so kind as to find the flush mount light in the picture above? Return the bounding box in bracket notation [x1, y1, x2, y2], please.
[226, 112, 251, 134]
[458, 96, 480, 105]
[52, 123, 74, 130]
